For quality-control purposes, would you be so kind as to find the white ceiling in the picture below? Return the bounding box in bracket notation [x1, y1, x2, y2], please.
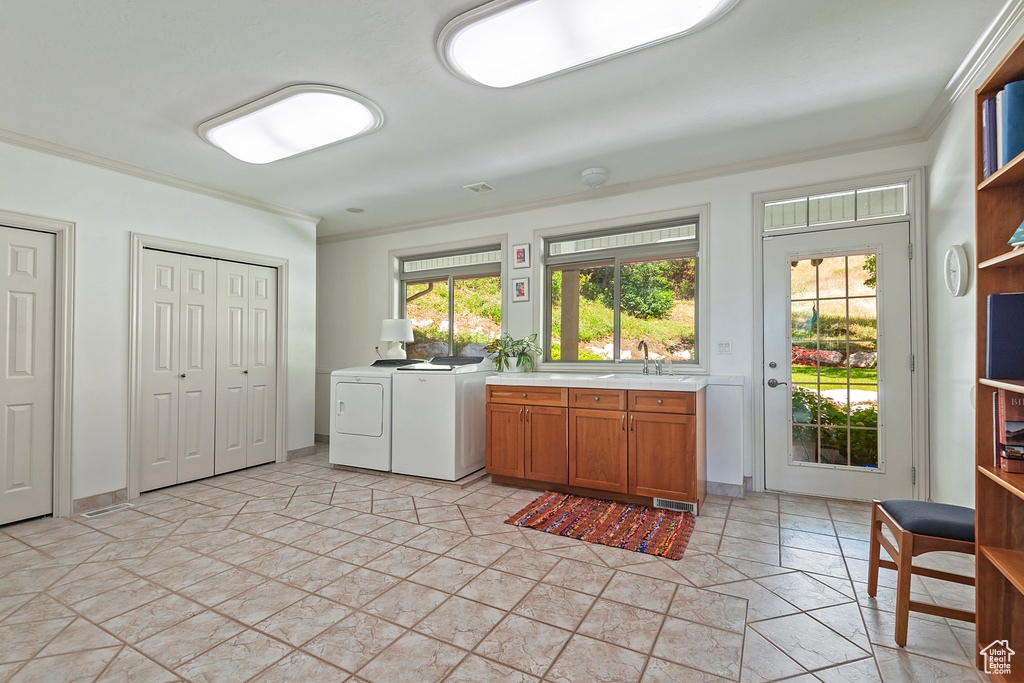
[0, 0, 1007, 236]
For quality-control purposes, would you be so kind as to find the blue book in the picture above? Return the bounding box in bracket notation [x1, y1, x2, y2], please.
[1011, 218, 1024, 248]
[1003, 80, 1024, 164]
[984, 96, 997, 178]
[987, 293, 1024, 379]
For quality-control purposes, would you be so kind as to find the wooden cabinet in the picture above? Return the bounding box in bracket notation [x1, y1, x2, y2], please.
[486, 381, 706, 510]
[629, 411, 696, 500]
[525, 406, 568, 484]
[486, 402, 524, 478]
[974, 34, 1024, 675]
[569, 408, 628, 493]
[486, 401, 568, 484]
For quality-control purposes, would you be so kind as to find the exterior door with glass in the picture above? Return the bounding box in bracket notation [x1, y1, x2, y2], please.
[763, 222, 913, 500]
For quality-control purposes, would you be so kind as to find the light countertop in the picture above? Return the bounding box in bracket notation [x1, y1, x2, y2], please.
[486, 372, 707, 392]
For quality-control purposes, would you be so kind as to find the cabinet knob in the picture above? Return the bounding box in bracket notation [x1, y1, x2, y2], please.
[522, 393, 526, 398]
[657, 399, 663, 405]
[594, 396, 600, 402]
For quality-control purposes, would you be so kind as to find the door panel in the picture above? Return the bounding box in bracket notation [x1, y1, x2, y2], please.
[216, 260, 248, 474]
[486, 403, 524, 478]
[569, 408, 628, 493]
[525, 406, 567, 484]
[763, 223, 913, 499]
[177, 255, 216, 483]
[140, 249, 180, 491]
[335, 382, 384, 437]
[629, 411, 695, 500]
[0, 225, 54, 525]
[246, 265, 277, 466]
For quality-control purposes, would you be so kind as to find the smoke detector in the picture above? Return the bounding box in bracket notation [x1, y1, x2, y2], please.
[581, 167, 609, 189]
[463, 181, 496, 194]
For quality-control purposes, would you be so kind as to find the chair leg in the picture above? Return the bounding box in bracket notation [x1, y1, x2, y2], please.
[867, 502, 881, 597]
[893, 528, 914, 647]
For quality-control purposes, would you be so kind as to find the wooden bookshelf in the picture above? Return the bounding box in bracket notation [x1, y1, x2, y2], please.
[975, 31, 1024, 678]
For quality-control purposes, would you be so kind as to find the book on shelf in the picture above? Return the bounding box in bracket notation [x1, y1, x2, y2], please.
[987, 292, 1024, 380]
[997, 388, 1024, 473]
[1004, 80, 1024, 165]
[998, 90, 1006, 168]
[984, 96, 997, 179]
[1010, 218, 1024, 249]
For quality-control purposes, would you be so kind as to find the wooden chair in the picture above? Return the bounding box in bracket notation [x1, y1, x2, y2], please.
[867, 499, 975, 646]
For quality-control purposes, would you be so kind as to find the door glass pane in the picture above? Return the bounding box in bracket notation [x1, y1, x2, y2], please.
[452, 274, 501, 356]
[789, 253, 879, 468]
[548, 262, 614, 360]
[618, 256, 697, 362]
[405, 278, 449, 359]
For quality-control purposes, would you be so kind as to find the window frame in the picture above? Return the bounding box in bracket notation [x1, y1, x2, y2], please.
[539, 210, 708, 372]
[396, 243, 503, 356]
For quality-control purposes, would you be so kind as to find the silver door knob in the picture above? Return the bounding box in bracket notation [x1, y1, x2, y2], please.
[767, 378, 788, 388]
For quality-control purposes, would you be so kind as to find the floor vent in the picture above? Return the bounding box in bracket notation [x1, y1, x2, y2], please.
[654, 498, 696, 514]
[81, 503, 133, 518]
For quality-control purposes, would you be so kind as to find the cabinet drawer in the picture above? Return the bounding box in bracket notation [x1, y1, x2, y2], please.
[569, 388, 626, 410]
[487, 385, 567, 407]
[628, 390, 695, 414]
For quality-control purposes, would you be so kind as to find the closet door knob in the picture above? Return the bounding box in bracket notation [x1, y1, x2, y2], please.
[180, 374, 186, 379]
[243, 370, 249, 374]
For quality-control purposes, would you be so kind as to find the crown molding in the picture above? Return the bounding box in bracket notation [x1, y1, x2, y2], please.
[0, 127, 321, 225]
[918, 0, 1024, 138]
[317, 128, 925, 244]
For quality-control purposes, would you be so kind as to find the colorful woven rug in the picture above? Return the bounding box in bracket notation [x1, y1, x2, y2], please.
[504, 491, 695, 560]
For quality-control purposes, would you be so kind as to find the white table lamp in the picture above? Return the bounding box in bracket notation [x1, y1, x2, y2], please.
[380, 319, 414, 359]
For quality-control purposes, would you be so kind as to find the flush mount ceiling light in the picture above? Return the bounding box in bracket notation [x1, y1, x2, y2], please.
[439, 0, 739, 88]
[198, 85, 384, 164]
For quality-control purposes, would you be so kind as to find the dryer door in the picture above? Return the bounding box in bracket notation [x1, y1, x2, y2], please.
[334, 381, 384, 437]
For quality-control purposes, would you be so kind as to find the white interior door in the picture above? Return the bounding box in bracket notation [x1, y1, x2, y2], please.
[216, 260, 249, 474]
[177, 255, 217, 482]
[763, 222, 913, 500]
[140, 249, 181, 492]
[246, 265, 277, 466]
[0, 226, 55, 525]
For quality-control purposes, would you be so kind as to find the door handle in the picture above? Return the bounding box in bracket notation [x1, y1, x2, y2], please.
[180, 374, 186, 379]
[767, 378, 788, 388]
[630, 414, 634, 432]
[519, 407, 523, 423]
[621, 414, 625, 431]
[525, 408, 530, 423]
[243, 370, 249, 374]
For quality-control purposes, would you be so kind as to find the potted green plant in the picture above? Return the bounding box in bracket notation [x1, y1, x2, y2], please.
[484, 333, 542, 372]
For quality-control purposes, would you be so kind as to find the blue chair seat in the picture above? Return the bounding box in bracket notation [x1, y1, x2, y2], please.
[880, 499, 975, 544]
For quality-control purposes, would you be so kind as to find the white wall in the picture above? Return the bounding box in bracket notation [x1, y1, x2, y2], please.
[924, 22, 1024, 506]
[0, 141, 318, 500]
[318, 143, 930, 490]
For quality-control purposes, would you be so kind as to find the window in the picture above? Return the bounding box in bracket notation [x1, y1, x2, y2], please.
[545, 219, 699, 364]
[400, 246, 502, 358]
[763, 183, 908, 232]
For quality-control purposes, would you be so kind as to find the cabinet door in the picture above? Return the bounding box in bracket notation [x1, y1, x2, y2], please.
[569, 408, 628, 493]
[487, 403, 524, 478]
[629, 411, 696, 500]
[525, 406, 567, 484]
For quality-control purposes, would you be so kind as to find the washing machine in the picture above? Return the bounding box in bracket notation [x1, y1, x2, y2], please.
[391, 356, 493, 480]
[329, 359, 416, 471]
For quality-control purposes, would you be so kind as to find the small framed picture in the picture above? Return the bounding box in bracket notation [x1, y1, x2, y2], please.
[512, 243, 531, 269]
[512, 277, 530, 302]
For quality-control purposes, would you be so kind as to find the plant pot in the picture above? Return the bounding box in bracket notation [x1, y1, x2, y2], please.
[504, 356, 524, 373]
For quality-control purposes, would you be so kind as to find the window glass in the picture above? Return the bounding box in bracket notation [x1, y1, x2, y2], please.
[548, 262, 614, 360]
[405, 278, 450, 359]
[618, 256, 696, 361]
[452, 275, 502, 357]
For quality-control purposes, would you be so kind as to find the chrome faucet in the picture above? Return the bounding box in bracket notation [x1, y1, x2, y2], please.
[638, 341, 649, 374]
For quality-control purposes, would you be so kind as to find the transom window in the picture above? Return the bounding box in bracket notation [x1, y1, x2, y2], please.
[544, 219, 699, 364]
[399, 246, 501, 358]
[764, 182, 907, 232]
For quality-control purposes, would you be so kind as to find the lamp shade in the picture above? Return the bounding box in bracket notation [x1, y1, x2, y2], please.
[380, 319, 414, 342]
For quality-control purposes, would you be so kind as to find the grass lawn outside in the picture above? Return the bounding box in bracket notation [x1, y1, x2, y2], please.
[791, 365, 877, 391]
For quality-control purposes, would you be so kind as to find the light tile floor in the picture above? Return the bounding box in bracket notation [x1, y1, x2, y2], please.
[0, 445, 985, 682]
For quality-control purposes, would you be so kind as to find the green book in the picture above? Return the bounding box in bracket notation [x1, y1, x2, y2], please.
[1011, 218, 1024, 248]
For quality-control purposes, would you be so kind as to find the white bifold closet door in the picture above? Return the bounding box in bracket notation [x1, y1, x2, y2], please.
[0, 226, 55, 525]
[215, 261, 277, 474]
[139, 250, 218, 492]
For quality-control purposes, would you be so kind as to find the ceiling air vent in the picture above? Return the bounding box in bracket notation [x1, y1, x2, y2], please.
[463, 181, 495, 194]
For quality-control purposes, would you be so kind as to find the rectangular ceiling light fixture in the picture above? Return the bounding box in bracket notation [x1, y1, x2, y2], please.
[439, 0, 739, 88]
[198, 85, 384, 164]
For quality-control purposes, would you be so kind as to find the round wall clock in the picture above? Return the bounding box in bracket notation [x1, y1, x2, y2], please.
[944, 245, 968, 297]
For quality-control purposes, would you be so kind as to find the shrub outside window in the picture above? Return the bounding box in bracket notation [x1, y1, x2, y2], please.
[400, 247, 502, 358]
[545, 220, 699, 364]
